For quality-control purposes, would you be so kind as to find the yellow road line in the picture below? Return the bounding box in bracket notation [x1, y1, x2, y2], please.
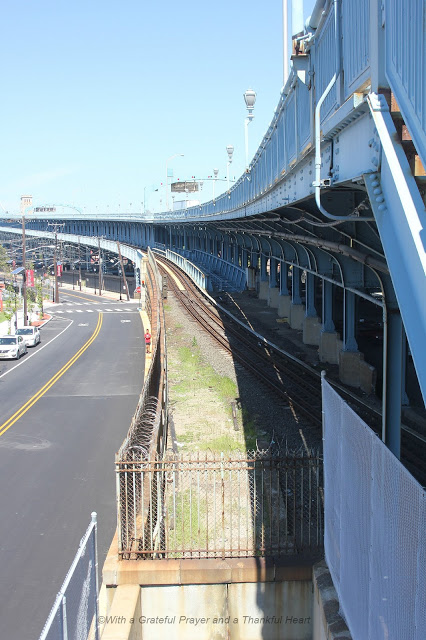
[0, 314, 103, 438]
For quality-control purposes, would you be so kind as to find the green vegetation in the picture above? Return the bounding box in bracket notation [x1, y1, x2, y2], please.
[169, 338, 265, 452]
[240, 409, 258, 450]
[198, 434, 242, 452]
[36, 278, 44, 319]
[168, 488, 207, 553]
[0, 244, 10, 273]
[1, 284, 19, 333]
[174, 345, 237, 402]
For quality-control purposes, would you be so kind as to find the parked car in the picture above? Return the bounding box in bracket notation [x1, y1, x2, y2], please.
[16, 326, 41, 347]
[0, 335, 28, 359]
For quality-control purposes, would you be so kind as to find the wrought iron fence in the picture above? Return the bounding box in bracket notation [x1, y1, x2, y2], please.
[116, 451, 323, 560]
[39, 513, 99, 640]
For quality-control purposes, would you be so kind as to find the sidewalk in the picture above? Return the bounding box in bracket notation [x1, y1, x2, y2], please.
[58, 281, 139, 302]
[0, 307, 52, 336]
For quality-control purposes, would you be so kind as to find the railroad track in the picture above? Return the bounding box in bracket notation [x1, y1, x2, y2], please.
[157, 255, 426, 486]
[159, 257, 322, 427]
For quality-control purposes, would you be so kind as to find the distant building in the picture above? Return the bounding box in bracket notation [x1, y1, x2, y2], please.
[20, 195, 32, 214]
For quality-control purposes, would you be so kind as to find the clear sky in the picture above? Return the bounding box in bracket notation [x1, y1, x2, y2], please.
[1, 0, 316, 215]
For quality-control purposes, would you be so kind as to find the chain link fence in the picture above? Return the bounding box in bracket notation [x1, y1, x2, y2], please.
[39, 513, 99, 640]
[323, 377, 426, 640]
[116, 451, 323, 560]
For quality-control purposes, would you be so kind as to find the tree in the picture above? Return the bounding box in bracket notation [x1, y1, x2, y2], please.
[2, 284, 18, 333]
[35, 277, 44, 320]
[0, 244, 10, 274]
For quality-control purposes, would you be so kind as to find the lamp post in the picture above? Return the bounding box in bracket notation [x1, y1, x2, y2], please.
[165, 154, 184, 210]
[78, 237, 82, 291]
[143, 186, 147, 215]
[22, 216, 27, 326]
[226, 145, 234, 191]
[244, 89, 257, 169]
[212, 168, 219, 200]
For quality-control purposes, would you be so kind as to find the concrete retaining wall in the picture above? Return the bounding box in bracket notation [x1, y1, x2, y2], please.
[312, 561, 352, 640]
[101, 545, 352, 640]
[102, 552, 316, 640]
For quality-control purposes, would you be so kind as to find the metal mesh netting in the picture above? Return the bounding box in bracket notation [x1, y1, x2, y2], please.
[322, 378, 426, 640]
[116, 450, 323, 559]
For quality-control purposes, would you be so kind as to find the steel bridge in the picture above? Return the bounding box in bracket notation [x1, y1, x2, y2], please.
[1, 0, 425, 462]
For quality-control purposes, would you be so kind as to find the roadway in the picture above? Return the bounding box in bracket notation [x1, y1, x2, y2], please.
[0, 290, 145, 639]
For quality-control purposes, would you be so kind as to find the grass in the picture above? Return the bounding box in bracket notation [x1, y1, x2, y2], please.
[241, 409, 258, 450]
[167, 488, 207, 553]
[174, 345, 237, 400]
[198, 434, 243, 452]
[170, 342, 261, 453]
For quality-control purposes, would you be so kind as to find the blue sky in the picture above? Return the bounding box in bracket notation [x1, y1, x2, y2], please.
[1, 0, 316, 214]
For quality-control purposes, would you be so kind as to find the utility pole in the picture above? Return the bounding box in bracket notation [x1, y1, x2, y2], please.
[54, 229, 59, 304]
[98, 237, 102, 296]
[78, 237, 82, 291]
[117, 241, 130, 301]
[22, 216, 27, 326]
[48, 222, 64, 304]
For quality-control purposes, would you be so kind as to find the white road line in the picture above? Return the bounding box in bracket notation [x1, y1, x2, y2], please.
[0, 319, 74, 379]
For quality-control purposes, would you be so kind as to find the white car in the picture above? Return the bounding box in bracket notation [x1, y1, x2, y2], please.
[0, 335, 28, 359]
[16, 326, 41, 347]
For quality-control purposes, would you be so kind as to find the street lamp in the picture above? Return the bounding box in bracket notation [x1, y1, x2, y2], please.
[212, 168, 219, 200]
[226, 145, 234, 191]
[244, 89, 257, 169]
[165, 154, 184, 211]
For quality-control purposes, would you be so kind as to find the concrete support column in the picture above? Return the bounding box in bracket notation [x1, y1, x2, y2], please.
[289, 267, 304, 329]
[241, 248, 248, 269]
[322, 280, 335, 332]
[291, 267, 302, 304]
[343, 290, 358, 352]
[382, 310, 403, 459]
[319, 280, 341, 364]
[279, 262, 289, 295]
[278, 261, 291, 318]
[259, 253, 269, 300]
[305, 273, 316, 317]
[303, 273, 321, 345]
[339, 290, 377, 393]
[269, 257, 278, 288]
[268, 257, 279, 308]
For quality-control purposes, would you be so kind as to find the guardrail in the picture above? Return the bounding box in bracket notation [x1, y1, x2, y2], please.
[164, 249, 211, 291]
[38, 513, 99, 640]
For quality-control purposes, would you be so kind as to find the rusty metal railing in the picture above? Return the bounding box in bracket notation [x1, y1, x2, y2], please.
[116, 450, 323, 560]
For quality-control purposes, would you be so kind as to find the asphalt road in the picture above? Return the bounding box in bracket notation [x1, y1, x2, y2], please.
[0, 290, 145, 639]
